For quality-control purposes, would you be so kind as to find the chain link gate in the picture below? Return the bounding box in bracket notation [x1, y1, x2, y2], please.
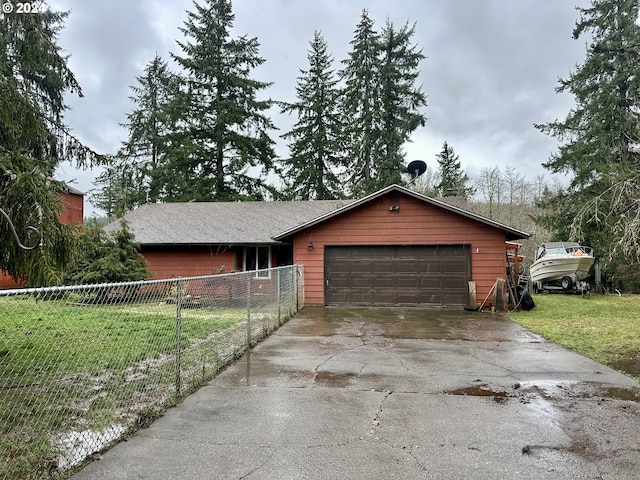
[0, 265, 304, 479]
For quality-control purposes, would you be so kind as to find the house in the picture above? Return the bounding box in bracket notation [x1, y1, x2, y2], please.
[105, 184, 530, 308]
[0, 183, 84, 288]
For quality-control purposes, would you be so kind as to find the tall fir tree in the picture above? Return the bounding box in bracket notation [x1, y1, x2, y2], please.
[375, 19, 427, 192]
[172, 0, 277, 201]
[340, 10, 382, 197]
[435, 141, 474, 199]
[94, 55, 184, 217]
[535, 0, 640, 268]
[340, 11, 427, 197]
[279, 31, 345, 200]
[1, 9, 102, 285]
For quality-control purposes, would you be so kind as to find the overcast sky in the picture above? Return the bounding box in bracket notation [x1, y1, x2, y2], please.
[49, 0, 591, 216]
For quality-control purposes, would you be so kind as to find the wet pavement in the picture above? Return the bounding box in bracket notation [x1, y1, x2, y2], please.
[72, 306, 640, 479]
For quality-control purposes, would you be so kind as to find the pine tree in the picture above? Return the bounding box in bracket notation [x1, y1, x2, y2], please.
[279, 31, 345, 200]
[64, 220, 149, 288]
[91, 156, 139, 220]
[435, 141, 474, 199]
[120, 54, 183, 205]
[172, 0, 277, 201]
[535, 0, 640, 268]
[1, 9, 102, 285]
[375, 19, 427, 192]
[340, 12, 427, 197]
[94, 55, 184, 215]
[340, 10, 382, 197]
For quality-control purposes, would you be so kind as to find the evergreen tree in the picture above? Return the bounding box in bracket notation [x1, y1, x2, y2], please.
[340, 12, 427, 196]
[1, 9, 102, 285]
[64, 220, 149, 286]
[435, 141, 474, 198]
[91, 155, 138, 220]
[375, 19, 427, 192]
[279, 31, 345, 200]
[535, 0, 640, 267]
[121, 54, 183, 205]
[172, 0, 277, 201]
[94, 55, 185, 216]
[340, 10, 382, 197]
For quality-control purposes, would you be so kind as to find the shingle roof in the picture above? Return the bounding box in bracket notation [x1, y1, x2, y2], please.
[104, 199, 354, 245]
[105, 185, 530, 245]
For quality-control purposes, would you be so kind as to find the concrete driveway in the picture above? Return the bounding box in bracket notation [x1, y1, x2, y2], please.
[72, 306, 640, 479]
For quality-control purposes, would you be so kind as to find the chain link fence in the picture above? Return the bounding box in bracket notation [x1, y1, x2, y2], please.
[0, 265, 304, 479]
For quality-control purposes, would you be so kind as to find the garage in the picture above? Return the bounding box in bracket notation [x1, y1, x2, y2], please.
[324, 245, 471, 307]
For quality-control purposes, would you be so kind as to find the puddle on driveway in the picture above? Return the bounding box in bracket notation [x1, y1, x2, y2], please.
[608, 357, 640, 380]
[314, 371, 353, 388]
[443, 380, 640, 405]
[444, 383, 511, 403]
[591, 385, 640, 402]
[289, 306, 532, 342]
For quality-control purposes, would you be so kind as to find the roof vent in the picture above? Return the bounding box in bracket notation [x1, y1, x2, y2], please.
[444, 188, 457, 197]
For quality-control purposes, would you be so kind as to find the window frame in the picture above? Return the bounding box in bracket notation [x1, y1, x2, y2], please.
[243, 245, 272, 278]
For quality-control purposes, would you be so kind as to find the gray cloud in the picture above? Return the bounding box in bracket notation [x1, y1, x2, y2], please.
[49, 0, 591, 214]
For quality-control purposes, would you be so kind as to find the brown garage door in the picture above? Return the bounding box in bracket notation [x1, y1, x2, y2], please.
[324, 245, 471, 307]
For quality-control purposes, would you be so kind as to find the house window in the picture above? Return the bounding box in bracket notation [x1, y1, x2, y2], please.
[245, 246, 271, 277]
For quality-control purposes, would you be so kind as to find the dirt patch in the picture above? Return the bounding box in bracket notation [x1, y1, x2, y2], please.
[444, 383, 511, 404]
[608, 353, 640, 380]
[314, 371, 353, 388]
[593, 385, 640, 402]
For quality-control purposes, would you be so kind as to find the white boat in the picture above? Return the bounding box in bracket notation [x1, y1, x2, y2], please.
[530, 242, 595, 292]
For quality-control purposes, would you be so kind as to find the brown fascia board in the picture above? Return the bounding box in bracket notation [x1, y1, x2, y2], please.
[273, 184, 531, 241]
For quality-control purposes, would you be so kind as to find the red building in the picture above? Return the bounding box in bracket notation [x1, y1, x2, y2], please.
[106, 185, 530, 308]
[0, 184, 84, 287]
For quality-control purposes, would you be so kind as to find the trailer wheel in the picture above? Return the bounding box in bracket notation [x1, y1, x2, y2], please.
[561, 276, 573, 290]
[517, 286, 535, 310]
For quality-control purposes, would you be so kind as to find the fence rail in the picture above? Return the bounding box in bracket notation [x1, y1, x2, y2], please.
[0, 265, 304, 479]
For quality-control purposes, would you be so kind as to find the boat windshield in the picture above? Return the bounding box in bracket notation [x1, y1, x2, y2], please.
[538, 245, 592, 259]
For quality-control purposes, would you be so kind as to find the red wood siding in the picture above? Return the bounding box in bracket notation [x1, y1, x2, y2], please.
[141, 245, 292, 281]
[58, 191, 84, 225]
[0, 274, 25, 288]
[288, 193, 507, 306]
[142, 246, 237, 279]
[1, 190, 84, 288]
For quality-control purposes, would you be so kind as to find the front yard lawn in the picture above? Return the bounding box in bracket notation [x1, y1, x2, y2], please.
[509, 293, 640, 381]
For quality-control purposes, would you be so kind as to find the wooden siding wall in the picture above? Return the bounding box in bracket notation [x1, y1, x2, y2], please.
[142, 247, 237, 279]
[290, 193, 507, 306]
[58, 191, 84, 225]
[1, 191, 84, 288]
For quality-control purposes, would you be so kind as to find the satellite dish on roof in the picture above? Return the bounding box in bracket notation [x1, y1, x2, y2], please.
[407, 160, 427, 177]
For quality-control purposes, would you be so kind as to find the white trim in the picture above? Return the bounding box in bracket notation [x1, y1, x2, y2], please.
[243, 246, 272, 278]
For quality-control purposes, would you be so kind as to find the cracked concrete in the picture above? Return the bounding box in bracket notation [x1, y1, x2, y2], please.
[72, 306, 640, 479]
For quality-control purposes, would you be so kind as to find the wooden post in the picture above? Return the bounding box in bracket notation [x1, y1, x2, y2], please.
[466, 281, 477, 310]
[595, 261, 603, 294]
[495, 278, 506, 312]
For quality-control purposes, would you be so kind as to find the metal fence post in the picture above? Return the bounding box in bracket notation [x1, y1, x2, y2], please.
[277, 267, 281, 323]
[0, 270, 306, 477]
[175, 278, 183, 396]
[246, 272, 252, 350]
[294, 265, 299, 311]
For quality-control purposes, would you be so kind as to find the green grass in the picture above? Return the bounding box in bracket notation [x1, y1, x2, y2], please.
[509, 293, 640, 381]
[0, 294, 252, 478]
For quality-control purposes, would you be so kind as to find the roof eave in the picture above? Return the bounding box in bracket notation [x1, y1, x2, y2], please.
[140, 240, 287, 247]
